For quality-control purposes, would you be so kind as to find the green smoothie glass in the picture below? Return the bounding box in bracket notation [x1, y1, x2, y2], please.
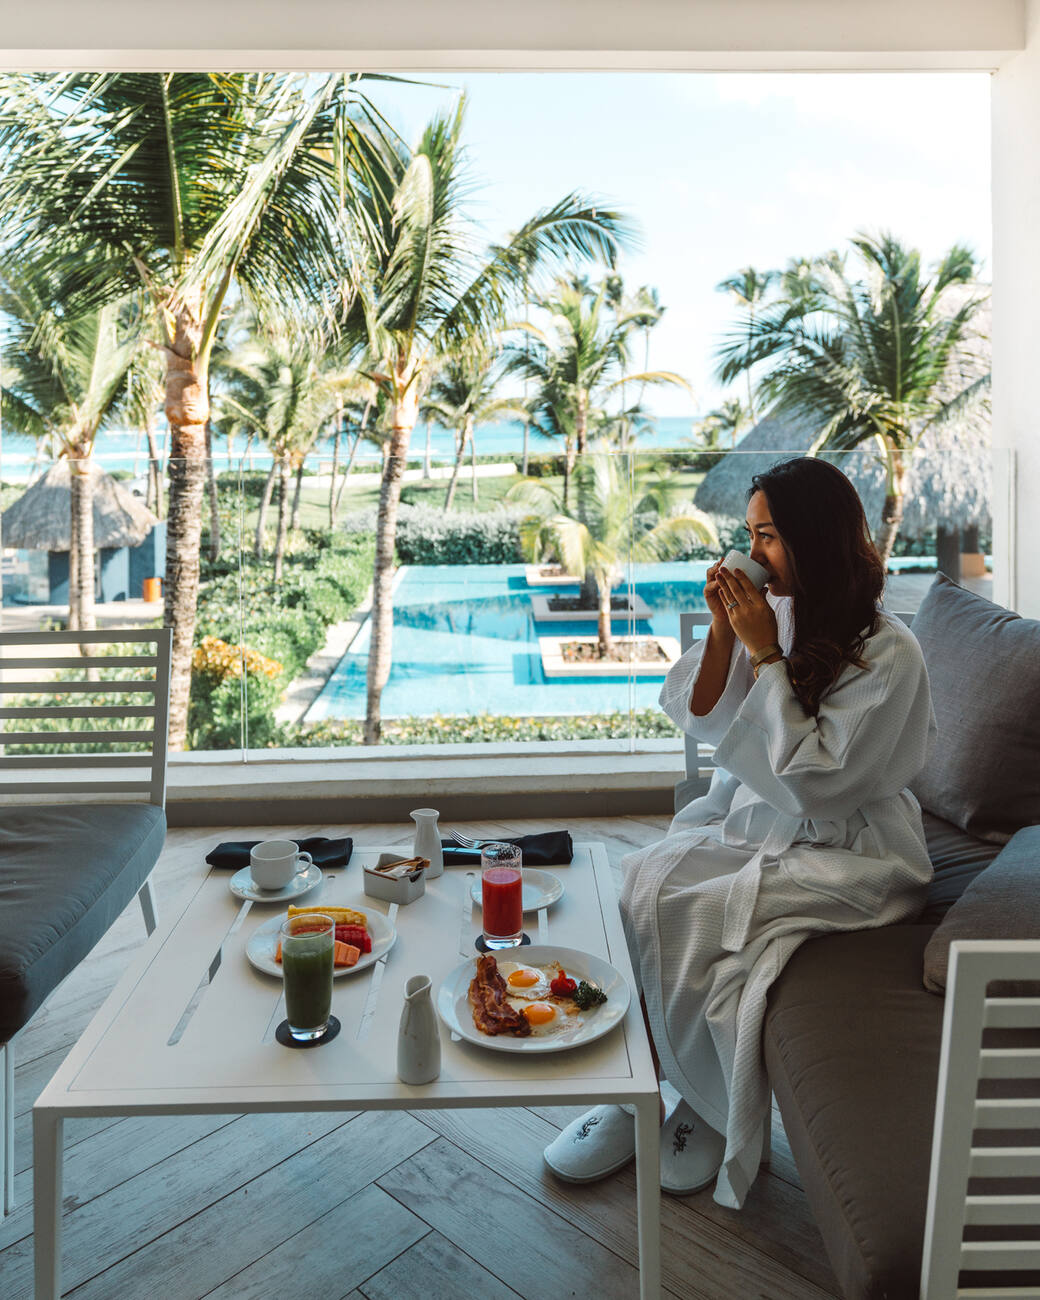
[279, 913, 335, 1041]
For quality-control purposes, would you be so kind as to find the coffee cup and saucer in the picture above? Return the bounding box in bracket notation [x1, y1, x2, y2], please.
[230, 840, 323, 903]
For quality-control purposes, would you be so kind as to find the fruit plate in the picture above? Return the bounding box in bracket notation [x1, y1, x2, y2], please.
[469, 868, 564, 913]
[246, 904, 396, 978]
[436, 944, 630, 1054]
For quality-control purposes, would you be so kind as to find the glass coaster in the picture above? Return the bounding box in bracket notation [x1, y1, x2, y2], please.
[275, 1015, 341, 1048]
[475, 933, 531, 954]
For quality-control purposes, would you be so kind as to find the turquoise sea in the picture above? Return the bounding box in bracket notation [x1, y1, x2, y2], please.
[0, 416, 701, 483]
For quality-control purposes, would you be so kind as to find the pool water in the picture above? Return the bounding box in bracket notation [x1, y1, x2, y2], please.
[305, 562, 710, 721]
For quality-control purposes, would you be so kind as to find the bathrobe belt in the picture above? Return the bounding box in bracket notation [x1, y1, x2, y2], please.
[721, 813, 802, 952]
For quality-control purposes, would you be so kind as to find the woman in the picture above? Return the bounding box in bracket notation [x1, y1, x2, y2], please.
[544, 457, 936, 1208]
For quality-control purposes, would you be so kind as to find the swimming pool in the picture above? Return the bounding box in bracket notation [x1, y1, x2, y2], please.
[304, 562, 711, 721]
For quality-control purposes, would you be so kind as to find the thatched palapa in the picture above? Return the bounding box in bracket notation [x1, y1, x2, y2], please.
[1, 461, 159, 551]
[693, 410, 991, 540]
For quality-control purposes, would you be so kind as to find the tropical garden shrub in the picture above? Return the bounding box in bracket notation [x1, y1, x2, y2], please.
[278, 707, 680, 747]
[341, 504, 526, 565]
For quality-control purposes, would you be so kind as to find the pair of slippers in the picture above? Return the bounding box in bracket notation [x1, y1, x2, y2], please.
[543, 1083, 726, 1195]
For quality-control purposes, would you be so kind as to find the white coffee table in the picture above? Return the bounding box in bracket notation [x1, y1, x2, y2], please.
[33, 842, 662, 1298]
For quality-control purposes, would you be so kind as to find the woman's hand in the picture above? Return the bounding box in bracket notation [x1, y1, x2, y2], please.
[716, 566, 779, 656]
[703, 560, 735, 633]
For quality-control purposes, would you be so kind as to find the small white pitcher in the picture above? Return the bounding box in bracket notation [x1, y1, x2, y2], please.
[410, 807, 444, 879]
[397, 974, 441, 1085]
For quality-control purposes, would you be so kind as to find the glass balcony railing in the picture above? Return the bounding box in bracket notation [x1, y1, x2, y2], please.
[0, 437, 1005, 759]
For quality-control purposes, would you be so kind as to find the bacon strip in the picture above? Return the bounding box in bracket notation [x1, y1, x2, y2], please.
[469, 953, 531, 1037]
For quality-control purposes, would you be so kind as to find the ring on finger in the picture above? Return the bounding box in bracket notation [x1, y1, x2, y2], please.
[726, 601, 738, 609]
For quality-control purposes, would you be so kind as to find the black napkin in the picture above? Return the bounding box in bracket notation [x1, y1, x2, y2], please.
[205, 836, 353, 871]
[439, 830, 573, 867]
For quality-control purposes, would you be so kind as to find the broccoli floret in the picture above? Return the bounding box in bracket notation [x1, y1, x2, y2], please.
[572, 980, 607, 1010]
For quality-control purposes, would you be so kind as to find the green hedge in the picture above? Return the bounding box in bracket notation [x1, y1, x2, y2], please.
[277, 708, 680, 747]
[342, 504, 527, 565]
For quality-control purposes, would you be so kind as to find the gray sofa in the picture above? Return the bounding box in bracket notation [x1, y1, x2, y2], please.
[0, 629, 170, 1214]
[758, 576, 1040, 1298]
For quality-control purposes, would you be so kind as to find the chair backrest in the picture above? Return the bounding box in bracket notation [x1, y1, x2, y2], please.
[921, 939, 1040, 1298]
[675, 609, 916, 811]
[0, 628, 171, 807]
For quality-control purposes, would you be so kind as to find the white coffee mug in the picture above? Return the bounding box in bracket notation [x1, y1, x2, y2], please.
[250, 840, 314, 891]
[721, 548, 769, 591]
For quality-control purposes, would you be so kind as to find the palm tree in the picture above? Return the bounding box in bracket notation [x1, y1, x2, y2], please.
[509, 274, 686, 500]
[214, 326, 352, 581]
[694, 396, 749, 450]
[716, 267, 778, 424]
[510, 448, 717, 656]
[425, 343, 524, 510]
[341, 100, 630, 742]
[0, 71, 387, 747]
[0, 264, 143, 632]
[715, 233, 990, 565]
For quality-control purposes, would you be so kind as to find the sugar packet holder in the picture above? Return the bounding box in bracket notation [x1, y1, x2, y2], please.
[363, 854, 428, 904]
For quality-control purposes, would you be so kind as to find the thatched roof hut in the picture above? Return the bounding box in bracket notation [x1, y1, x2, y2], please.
[1, 461, 159, 551]
[694, 409, 991, 540]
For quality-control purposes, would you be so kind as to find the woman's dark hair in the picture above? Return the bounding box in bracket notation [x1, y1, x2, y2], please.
[749, 457, 885, 716]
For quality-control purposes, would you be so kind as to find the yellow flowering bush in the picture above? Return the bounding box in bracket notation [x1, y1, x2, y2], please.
[192, 636, 282, 683]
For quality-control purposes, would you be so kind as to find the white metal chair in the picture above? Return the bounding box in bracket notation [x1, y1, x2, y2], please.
[0, 627, 171, 1215]
[921, 938, 1040, 1298]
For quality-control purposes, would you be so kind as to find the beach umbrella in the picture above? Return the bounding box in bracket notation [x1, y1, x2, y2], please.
[692, 407, 991, 542]
[1, 461, 159, 551]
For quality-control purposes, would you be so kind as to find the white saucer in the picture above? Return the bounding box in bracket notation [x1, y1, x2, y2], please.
[470, 868, 564, 913]
[230, 862, 323, 903]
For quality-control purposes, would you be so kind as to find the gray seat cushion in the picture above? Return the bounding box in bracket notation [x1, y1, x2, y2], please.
[764, 925, 943, 1300]
[910, 575, 1040, 844]
[0, 803, 166, 1042]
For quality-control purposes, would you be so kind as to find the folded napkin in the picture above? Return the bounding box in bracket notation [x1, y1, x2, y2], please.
[205, 836, 353, 871]
[439, 830, 573, 867]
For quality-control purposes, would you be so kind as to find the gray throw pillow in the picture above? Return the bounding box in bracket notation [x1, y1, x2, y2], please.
[911, 574, 1040, 844]
[923, 826, 1040, 994]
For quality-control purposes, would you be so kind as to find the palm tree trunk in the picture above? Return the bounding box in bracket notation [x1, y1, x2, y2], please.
[521, 414, 530, 477]
[328, 412, 342, 530]
[254, 462, 277, 557]
[443, 426, 466, 512]
[69, 455, 96, 636]
[874, 448, 908, 569]
[290, 460, 305, 533]
[597, 579, 613, 657]
[273, 455, 292, 583]
[423, 418, 432, 480]
[205, 422, 221, 564]
[469, 417, 478, 503]
[145, 411, 163, 519]
[576, 394, 588, 456]
[162, 311, 210, 751]
[333, 430, 362, 523]
[563, 433, 576, 508]
[365, 386, 418, 744]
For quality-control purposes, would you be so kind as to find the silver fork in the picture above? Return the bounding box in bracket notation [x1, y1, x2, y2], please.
[448, 829, 491, 849]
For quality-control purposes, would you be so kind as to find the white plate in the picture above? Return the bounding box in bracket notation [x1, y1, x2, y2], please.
[230, 862, 323, 904]
[436, 944, 631, 1054]
[245, 903, 396, 979]
[470, 868, 564, 913]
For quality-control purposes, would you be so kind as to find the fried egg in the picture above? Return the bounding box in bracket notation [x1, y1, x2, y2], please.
[516, 1000, 572, 1037]
[498, 961, 552, 1000]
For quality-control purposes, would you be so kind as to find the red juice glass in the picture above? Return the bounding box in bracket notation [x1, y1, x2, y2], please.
[481, 842, 523, 949]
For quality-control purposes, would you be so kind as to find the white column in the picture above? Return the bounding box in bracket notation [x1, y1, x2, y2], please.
[992, 0, 1040, 616]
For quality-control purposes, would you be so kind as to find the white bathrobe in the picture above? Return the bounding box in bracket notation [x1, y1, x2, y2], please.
[620, 597, 936, 1208]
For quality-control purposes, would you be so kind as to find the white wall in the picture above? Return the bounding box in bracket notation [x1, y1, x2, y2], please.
[0, 0, 1023, 66]
[992, 0, 1040, 615]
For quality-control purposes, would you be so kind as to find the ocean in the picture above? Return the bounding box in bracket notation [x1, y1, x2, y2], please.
[0, 416, 702, 483]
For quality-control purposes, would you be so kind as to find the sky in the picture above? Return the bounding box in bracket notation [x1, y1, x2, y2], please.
[372, 71, 992, 418]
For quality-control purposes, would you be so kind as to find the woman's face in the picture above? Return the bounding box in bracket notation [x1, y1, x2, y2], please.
[745, 491, 793, 597]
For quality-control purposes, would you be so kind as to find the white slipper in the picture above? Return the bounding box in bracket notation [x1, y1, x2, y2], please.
[543, 1105, 635, 1183]
[659, 1099, 726, 1196]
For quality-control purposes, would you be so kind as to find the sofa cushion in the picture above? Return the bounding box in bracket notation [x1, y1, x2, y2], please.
[922, 825, 1040, 994]
[0, 803, 166, 1042]
[764, 925, 943, 1300]
[920, 810, 1003, 924]
[910, 574, 1040, 844]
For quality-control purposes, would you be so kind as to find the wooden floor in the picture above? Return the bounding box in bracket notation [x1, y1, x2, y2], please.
[1, 816, 841, 1300]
